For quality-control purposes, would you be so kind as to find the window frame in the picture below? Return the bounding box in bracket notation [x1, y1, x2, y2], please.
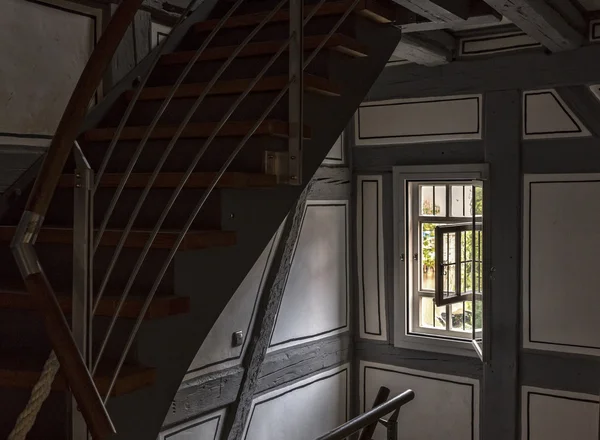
[393, 164, 489, 357]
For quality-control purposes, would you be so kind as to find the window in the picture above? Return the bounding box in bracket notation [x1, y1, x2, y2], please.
[393, 165, 487, 358]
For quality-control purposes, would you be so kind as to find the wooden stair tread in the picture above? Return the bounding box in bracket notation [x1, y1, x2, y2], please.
[125, 74, 341, 101]
[160, 33, 368, 65]
[0, 227, 236, 250]
[194, 0, 396, 32]
[82, 120, 312, 142]
[0, 290, 190, 319]
[60, 172, 278, 189]
[0, 353, 155, 396]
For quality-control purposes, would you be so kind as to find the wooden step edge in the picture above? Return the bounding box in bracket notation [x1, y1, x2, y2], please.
[82, 120, 312, 142]
[0, 359, 155, 396]
[159, 33, 367, 65]
[0, 226, 237, 250]
[124, 74, 341, 101]
[0, 291, 190, 319]
[193, 0, 394, 33]
[60, 172, 279, 189]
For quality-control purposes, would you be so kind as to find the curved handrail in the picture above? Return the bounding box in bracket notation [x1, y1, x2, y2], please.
[11, 0, 145, 438]
[314, 389, 415, 440]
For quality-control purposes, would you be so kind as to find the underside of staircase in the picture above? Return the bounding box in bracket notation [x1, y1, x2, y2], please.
[0, 0, 401, 438]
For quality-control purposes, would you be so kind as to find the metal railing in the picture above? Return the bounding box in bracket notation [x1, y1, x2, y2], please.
[10, 0, 365, 438]
[315, 387, 415, 440]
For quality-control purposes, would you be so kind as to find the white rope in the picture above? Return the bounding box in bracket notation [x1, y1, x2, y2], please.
[8, 351, 60, 440]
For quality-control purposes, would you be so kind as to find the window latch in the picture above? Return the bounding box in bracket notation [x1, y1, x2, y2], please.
[413, 254, 418, 261]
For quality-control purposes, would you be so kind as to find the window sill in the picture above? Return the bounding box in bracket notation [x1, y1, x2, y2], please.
[393, 331, 480, 358]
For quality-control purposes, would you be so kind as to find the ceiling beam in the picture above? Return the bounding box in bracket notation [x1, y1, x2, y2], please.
[392, 34, 453, 66]
[482, 0, 584, 52]
[392, 0, 471, 22]
[397, 1, 502, 33]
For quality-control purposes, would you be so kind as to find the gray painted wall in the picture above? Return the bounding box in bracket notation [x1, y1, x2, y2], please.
[353, 43, 600, 440]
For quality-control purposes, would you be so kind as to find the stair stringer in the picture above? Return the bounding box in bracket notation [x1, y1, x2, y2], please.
[102, 20, 402, 440]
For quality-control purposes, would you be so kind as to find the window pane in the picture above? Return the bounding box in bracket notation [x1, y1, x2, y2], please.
[451, 186, 465, 217]
[473, 299, 483, 330]
[420, 296, 434, 328]
[434, 186, 446, 216]
[443, 264, 456, 296]
[452, 301, 473, 331]
[420, 223, 436, 291]
[473, 186, 483, 215]
[435, 304, 446, 329]
[420, 186, 434, 215]
[446, 232, 456, 264]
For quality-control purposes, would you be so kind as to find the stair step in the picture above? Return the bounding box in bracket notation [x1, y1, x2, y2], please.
[195, 0, 395, 33]
[0, 354, 155, 396]
[160, 33, 368, 65]
[0, 227, 236, 250]
[0, 291, 190, 319]
[60, 172, 278, 189]
[125, 74, 341, 101]
[82, 120, 312, 142]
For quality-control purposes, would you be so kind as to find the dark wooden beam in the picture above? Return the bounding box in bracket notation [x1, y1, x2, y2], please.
[392, 34, 452, 66]
[222, 184, 311, 440]
[482, 0, 584, 52]
[392, 0, 470, 22]
[397, 1, 502, 33]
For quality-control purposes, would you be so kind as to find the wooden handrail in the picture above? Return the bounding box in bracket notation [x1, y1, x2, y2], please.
[14, 1, 145, 438]
[25, 0, 144, 216]
[25, 272, 115, 439]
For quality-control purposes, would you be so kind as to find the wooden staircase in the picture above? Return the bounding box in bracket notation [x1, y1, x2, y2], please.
[0, 0, 401, 438]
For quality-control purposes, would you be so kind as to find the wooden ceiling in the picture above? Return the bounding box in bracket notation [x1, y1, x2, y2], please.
[389, 0, 599, 66]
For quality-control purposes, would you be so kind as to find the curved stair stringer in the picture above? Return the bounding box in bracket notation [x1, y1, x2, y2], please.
[103, 20, 402, 440]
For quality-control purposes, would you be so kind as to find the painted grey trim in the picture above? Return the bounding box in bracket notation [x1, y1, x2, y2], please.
[356, 96, 481, 141]
[521, 351, 600, 396]
[523, 90, 586, 136]
[368, 44, 600, 101]
[164, 415, 221, 440]
[523, 138, 600, 173]
[459, 31, 541, 56]
[352, 142, 485, 172]
[361, 364, 477, 440]
[355, 341, 482, 379]
[269, 202, 349, 349]
[554, 86, 600, 137]
[481, 90, 521, 440]
[242, 367, 350, 440]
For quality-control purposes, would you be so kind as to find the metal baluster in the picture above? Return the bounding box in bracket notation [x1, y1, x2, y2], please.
[288, 0, 303, 185]
[71, 142, 94, 440]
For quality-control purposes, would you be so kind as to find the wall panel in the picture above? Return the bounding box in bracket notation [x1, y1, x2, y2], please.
[159, 409, 226, 440]
[269, 201, 349, 351]
[242, 365, 349, 440]
[524, 174, 600, 356]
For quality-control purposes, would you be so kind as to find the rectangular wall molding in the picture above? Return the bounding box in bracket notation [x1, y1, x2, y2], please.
[360, 361, 479, 440]
[357, 176, 387, 341]
[242, 365, 349, 440]
[323, 133, 346, 166]
[523, 174, 600, 356]
[521, 386, 599, 440]
[159, 408, 226, 440]
[590, 19, 600, 42]
[355, 95, 482, 146]
[151, 21, 171, 49]
[459, 32, 541, 57]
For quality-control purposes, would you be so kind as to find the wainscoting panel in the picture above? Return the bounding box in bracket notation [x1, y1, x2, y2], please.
[186, 228, 281, 378]
[151, 21, 171, 49]
[356, 176, 387, 341]
[159, 408, 226, 440]
[242, 365, 349, 440]
[522, 90, 591, 139]
[360, 361, 479, 440]
[355, 95, 482, 146]
[591, 19, 600, 42]
[524, 174, 600, 356]
[522, 387, 599, 440]
[269, 201, 349, 351]
[459, 32, 540, 57]
[0, 0, 101, 147]
[323, 133, 345, 166]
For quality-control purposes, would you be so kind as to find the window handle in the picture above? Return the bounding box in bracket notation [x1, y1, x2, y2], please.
[413, 254, 418, 261]
[400, 254, 405, 262]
